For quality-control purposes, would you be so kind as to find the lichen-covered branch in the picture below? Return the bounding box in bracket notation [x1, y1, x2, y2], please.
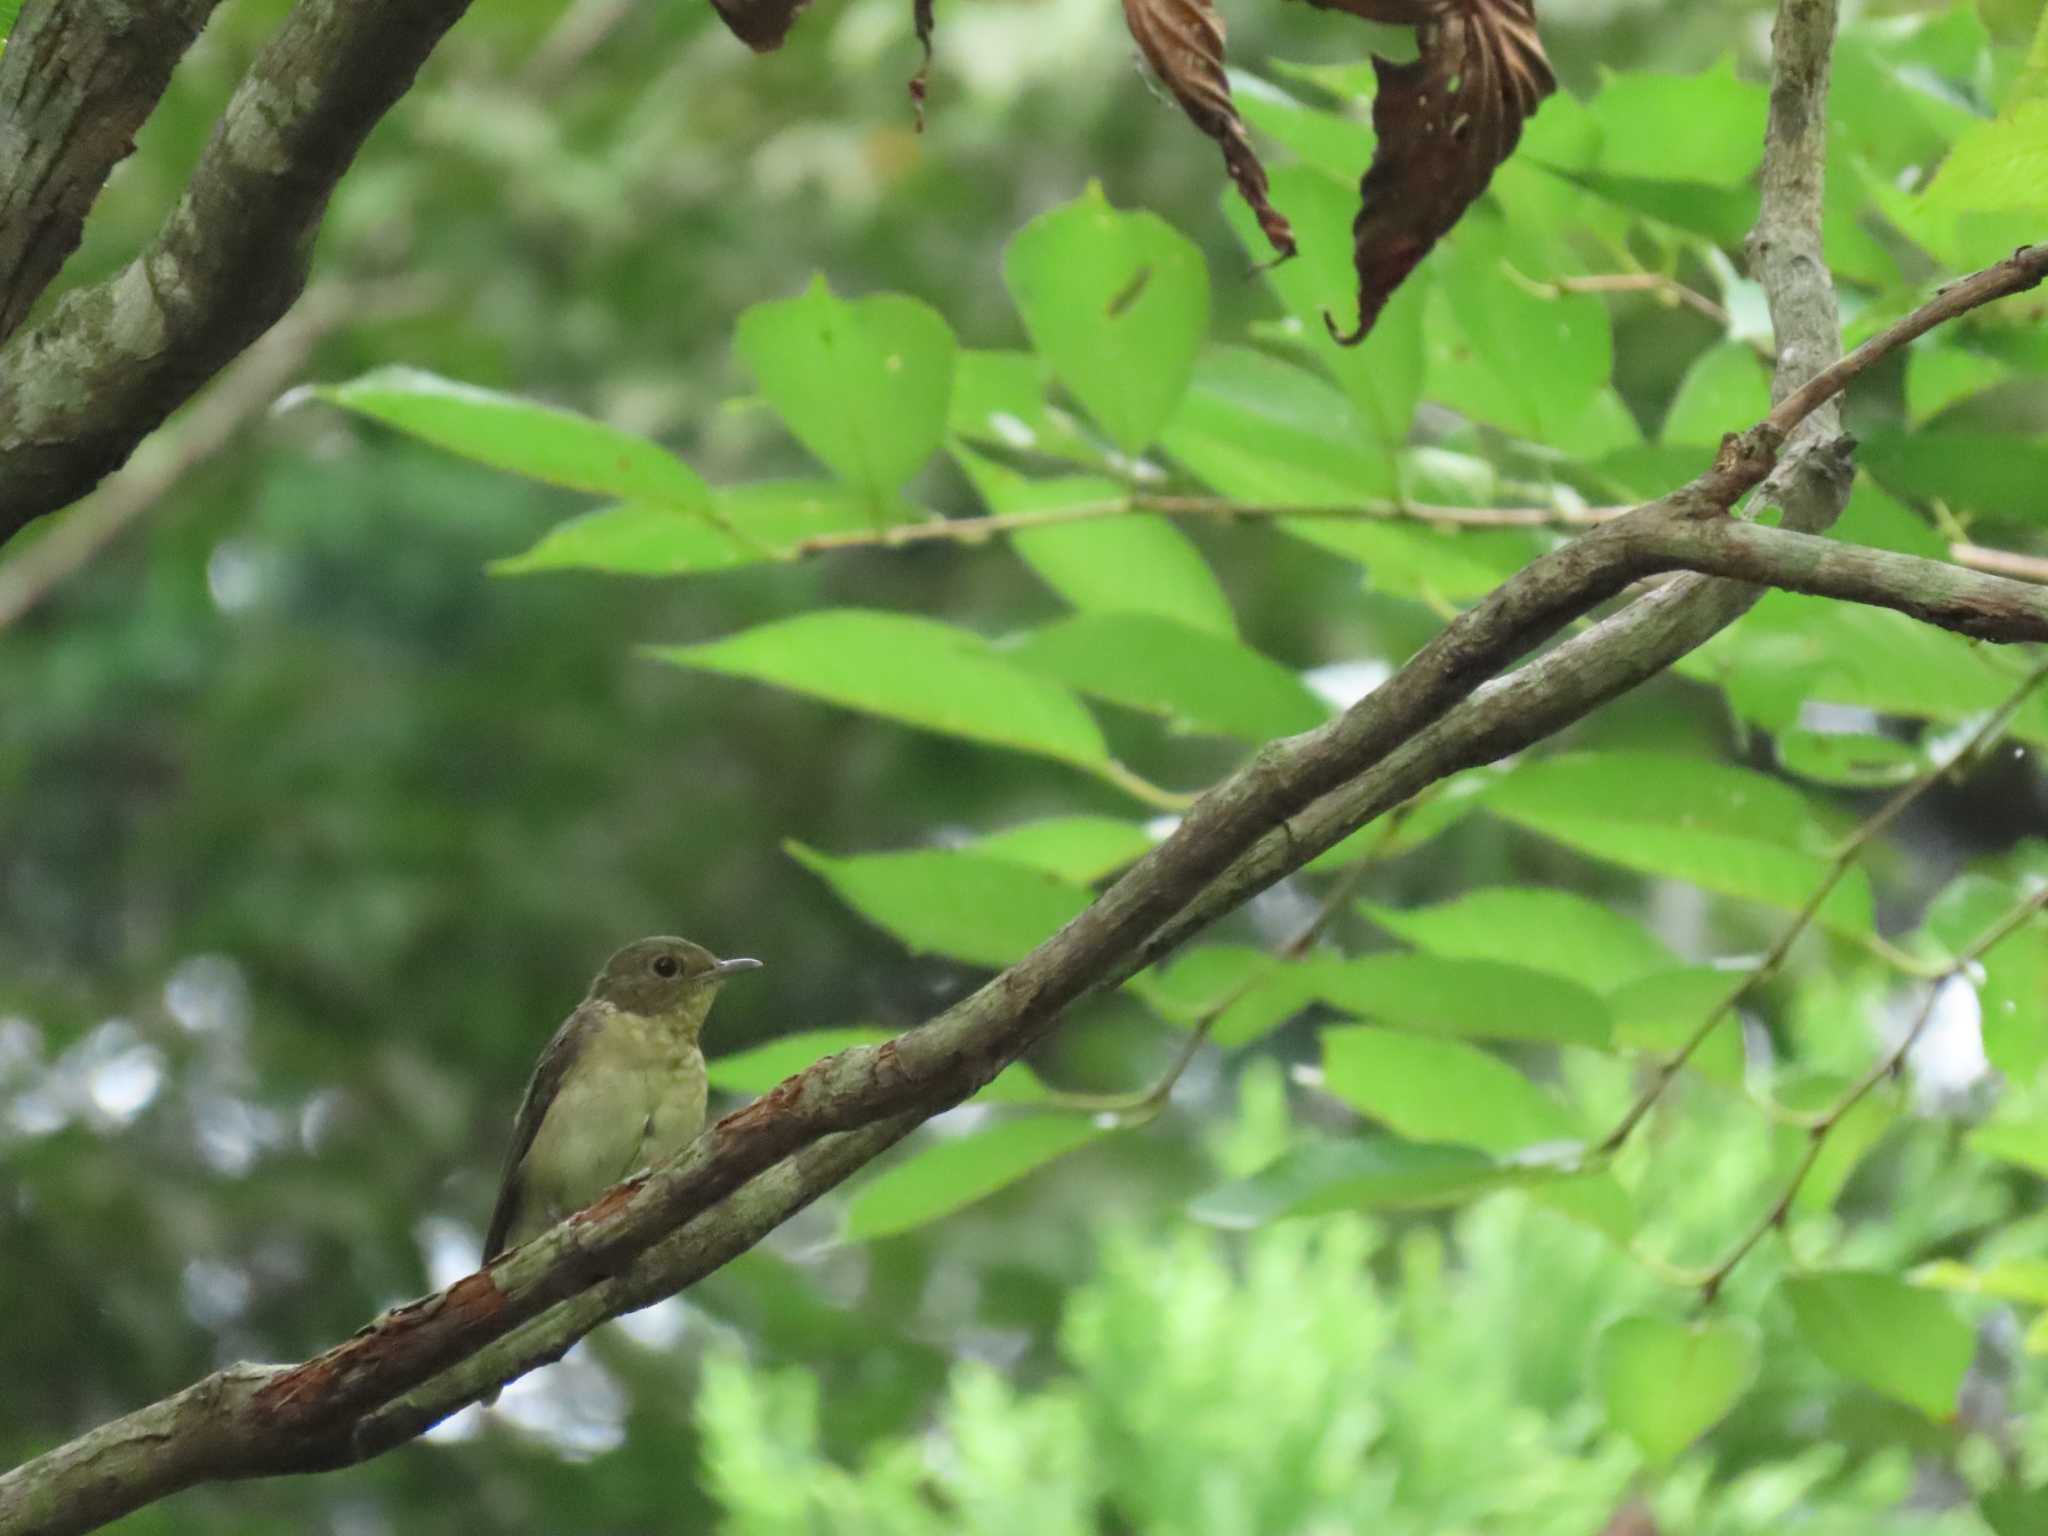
[0, 0, 221, 341]
[0, 0, 475, 539]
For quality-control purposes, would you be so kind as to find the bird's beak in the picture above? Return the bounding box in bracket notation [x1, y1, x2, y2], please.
[712, 956, 764, 979]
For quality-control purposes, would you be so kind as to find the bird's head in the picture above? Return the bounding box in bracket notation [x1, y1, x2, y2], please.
[589, 935, 762, 1023]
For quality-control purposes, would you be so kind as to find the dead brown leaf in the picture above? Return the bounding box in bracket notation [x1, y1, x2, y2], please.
[708, 0, 813, 52]
[909, 0, 938, 130]
[1309, 0, 1554, 343]
[1124, 0, 1297, 260]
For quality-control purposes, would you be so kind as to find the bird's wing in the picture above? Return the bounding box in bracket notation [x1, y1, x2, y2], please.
[481, 999, 604, 1264]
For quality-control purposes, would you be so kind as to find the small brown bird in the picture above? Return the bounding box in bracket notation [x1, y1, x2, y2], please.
[482, 936, 761, 1267]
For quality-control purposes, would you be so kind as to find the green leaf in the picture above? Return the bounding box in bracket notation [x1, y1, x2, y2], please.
[1363, 888, 1675, 993]
[708, 1027, 894, 1093]
[1008, 613, 1330, 742]
[1220, 164, 1426, 451]
[1189, 1136, 1527, 1227]
[1585, 58, 1767, 188]
[1911, 1257, 2048, 1306]
[1127, 947, 1330, 1048]
[1607, 968, 1747, 1087]
[492, 482, 904, 576]
[1862, 430, 2048, 523]
[844, 1116, 1104, 1240]
[1160, 349, 1524, 601]
[1924, 98, 2048, 214]
[956, 452, 1236, 637]
[1321, 1026, 1580, 1152]
[1596, 1315, 1761, 1464]
[709, 1026, 1046, 1106]
[1662, 343, 1772, 445]
[492, 503, 740, 577]
[734, 277, 956, 498]
[1309, 769, 1495, 867]
[946, 349, 1105, 465]
[1486, 752, 1874, 936]
[786, 843, 1091, 968]
[1427, 209, 1612, 441]
[1228, 74, 1377, 183]
[1982, 1482, 2048, 1536]
[1315, 954, 1613, 1048]
[1011, 518, 1236, 637]
[1130, 946, 1335, 1056]
[1693, 594, 2048, 744]
[653, 610, 1115, 778]
[1161, 345, 1393, 504]
[1774, 728, 1926, 789]
[972, 816, 1155, 883]
[1003, 184, 1208, 454]
[1972, 1102, 2048, 1178]
[1783, 1270, 1973, 1419]
[1771, 1071, 1897, 1213]
[1906, 343, 2011, 424]
[311, 367, 708, 506]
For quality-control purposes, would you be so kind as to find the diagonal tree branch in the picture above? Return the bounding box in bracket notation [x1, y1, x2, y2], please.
[0, 0, 223, 342]
[0, 0, 474, 541]
[9, 225, 2048, 1536]
[9, 3, 2046, 1531]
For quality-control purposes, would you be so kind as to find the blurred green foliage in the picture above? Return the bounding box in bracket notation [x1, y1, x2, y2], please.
[5, 0, 2048, 1532]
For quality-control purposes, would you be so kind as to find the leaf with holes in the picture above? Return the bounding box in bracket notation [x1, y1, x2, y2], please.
[1122, 0, 1293, 259]
[1004, 185, 1209, 455]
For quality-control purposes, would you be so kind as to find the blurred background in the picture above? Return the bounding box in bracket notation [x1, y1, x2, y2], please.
[3, 0, 2044, 1531]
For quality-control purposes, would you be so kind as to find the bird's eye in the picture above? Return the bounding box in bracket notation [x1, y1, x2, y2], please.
[652, 955, 681, 979]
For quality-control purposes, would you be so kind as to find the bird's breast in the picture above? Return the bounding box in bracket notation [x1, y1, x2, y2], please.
[520, 1010, 708, 1221]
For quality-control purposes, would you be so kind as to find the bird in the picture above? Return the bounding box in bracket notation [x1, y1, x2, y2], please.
[481, 936, 762, 1269]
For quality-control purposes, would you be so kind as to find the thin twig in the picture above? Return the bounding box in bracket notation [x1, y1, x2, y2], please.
[1595, 652, 2048, 1155]
[1692, 885, 2048, 1302]
[1518, 268, 1731, 328]
[1953, 542, 2048, 587]
[784, 491, 1622, 558]
[1767, 245, 2048, 438]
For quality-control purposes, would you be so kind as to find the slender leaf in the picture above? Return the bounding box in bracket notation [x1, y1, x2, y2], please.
[786, 843, 1091, 968]
[1189, 1136, 1526, 1227]
[1784, 1271, 1972, 1419]
[1363, 888, 1674, 994]
[973, 817, 1156, 883]
[844, 1117, 1104, 1240]
[1008, 612, 1329, 742]
[1315, 954, 1613, 1048]
[1486, 752, 1873, 935]
[311, 367, 707, 506]
[653, 610, 1117, 778]
[1322, 1026, 1580, 1152]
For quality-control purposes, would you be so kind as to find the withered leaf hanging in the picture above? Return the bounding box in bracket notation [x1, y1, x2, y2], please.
[708, 0, 814, 52]
[1123, 0, 1297, 261]
[910, 0, 936, 130]
[1309, 0, 1554, 344]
